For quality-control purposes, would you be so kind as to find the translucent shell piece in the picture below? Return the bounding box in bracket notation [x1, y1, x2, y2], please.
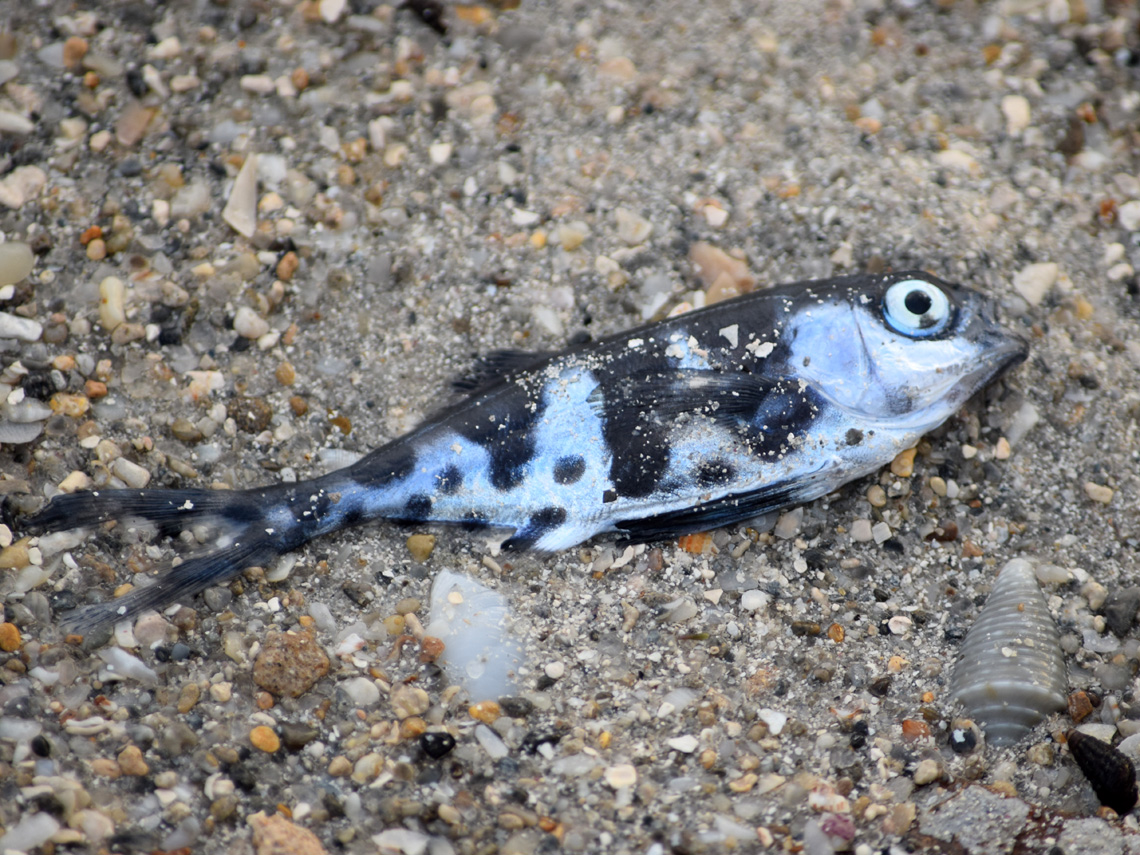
[949, 559, 1067, 747]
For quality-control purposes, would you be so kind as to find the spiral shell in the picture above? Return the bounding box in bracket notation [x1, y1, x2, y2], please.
[1067, 729, 1139, 816]
[949, 558, 1067, 747]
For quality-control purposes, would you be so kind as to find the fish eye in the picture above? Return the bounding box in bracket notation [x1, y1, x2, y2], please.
[882, 279, 952, 338]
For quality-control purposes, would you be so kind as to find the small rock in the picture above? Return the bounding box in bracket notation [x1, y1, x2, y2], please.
[1084, 481, 1114, 504]
[615, 207, 652, 245]
[111, 457, 150, 489]
[1118, 201, 1140, 232]
[850, 519, 874, 542]
[406, 533, 436, 562]
[341, 676, 381, 708]
[249, 812, 328, 855]
[913, 757, 943, 785]
[253, 631, 330, 698]
[604, 764, 637, 788]
[117, 744, 149, 776]
[1104, 588, 1140, 637]
[0, 165, 47, 209]
[0, 241, 34, 286]
[668, 735, 700, 753]
[0, 311, 41, 341]
[391, 684, 430, 719]
[1012, 262, 1058, 307]
[0, 813, 61, 852]
[99, 276, 126, 331]
[469, 700, 501, 724]
[774, 507, 803, 539]
[1001, 95, 1031, 136]
[0, 621, 21, 651]
[250, 725, 280, 753]
[233, 306, 270, 339]
[872, 521, 892, 544]
[741, 590, 770, 612]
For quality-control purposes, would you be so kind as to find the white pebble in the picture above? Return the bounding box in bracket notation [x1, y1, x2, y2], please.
[99, 276, 126, 331]
[1118, 201, 1140, 232]
[0, 241, 34, 286]
[1001, 94, 1031, 136]
[320, 0, 347, 22]
[667, 735, 699, 754]
[233, 306, 270, 339]
[1012, 262, 1058, 307]
[615, 207, 652, 245]
[604, 763, 638, 788]
[0, 812, 61, 852]
[758, 708, 787, 735]
[741, 590, 770, 612]
[850, 519, 873, 542]
[474, 724, 509, 759]
[111, 457, 151, 488]
[0, 311, 42, 341]
[887, 615, 912, 636]
[872, 521, 892, 544]
[429, 142, 452, 165]
[0, 165, 47, 209]
[773, 506, 803, 539]
[341, 676, 381, 707]
[544, 661, 565, 679]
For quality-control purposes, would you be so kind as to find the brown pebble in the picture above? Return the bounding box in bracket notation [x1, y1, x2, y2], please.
[275, 361, 296, 386]
[230, 396, 274, 433]
[80, 224, 103, 245]
[117, 744, 149, 776]
[289, 395, 308, 417]
[253, 631, 330, 698]
[406, 533, 436, 563]
[248, 811, 328, 855]
[327, 756, 352, 777]
[170, 417, 204, 443]
[256, 691, 275, 710]
[390, 684, 430, 719]
[62, 36, 89, 69]
[400, 716, 428, 740]
[276, 251, 299, 281]
[419, 636, 445, 662]
[1068, 691, 1096, 724]
[250, 725, 281, 753]
[827, 623, 845, 643]
[177, 682, 201, 713]
[901, 719, 931, 741]
[50, 393, 90, 418]
[84, 379, 108, 399]
[89, 757, 121, 778]
[290, 67, 310, 91]
[469, 700, 501, 724]
[210, 794, 239, 822]
[890, 446, 917, 478]
[0, 622, 21, 651]
[791, 620, 821, 637]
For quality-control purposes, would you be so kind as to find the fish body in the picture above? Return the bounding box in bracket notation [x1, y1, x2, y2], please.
[24, 270, 1028, 633]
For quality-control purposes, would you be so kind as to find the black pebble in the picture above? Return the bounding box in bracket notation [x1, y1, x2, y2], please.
[420, 731, 456, 759]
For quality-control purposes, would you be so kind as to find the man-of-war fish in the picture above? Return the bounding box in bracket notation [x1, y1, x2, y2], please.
[22, 270, 1028, 634]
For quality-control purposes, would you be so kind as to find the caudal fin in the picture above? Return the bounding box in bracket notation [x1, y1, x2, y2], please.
[60, 534, 276, 635]
[23, 487, 261, 537]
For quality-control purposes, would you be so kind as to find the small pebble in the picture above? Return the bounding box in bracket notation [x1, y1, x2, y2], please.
[223, 153, 259, 238]
[341, 676, 381, 708]
[99, 276, 126, 331]
[872, 521, 892, 544]
[0, 621, 21, 651]
[111, 457, 151, 488]
[913, 758, 942, 785]
[604, 764, 638, 789]
[1084, 481, 1114, 504]
[233, 306, 270, 339]
[890, 447, 916, 477]
[615, 207, 652, 245]
[406, 533, 436, 562]
[1001, 95, 1031, 136]
[1012, 262, 1059, 307]
[469, 700, 501, 724]
[248, 811, 328, 855]
[250, 725, 281, 753]
[253, 631, 330, 698]
[0, 241, 34, 286]
[117, 744, 149, 776]
[850, 519, 874, 542]
[1119, 201, 1140, 232]
[0, 311, 43, 341]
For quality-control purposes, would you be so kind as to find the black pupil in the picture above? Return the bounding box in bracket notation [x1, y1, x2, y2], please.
[904, 289, 933, 316]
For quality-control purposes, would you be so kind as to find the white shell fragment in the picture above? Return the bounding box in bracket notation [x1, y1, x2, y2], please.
[222, 152, 259, 238]
[949, 558, 1067, 747]
[425, 570, 524, 701]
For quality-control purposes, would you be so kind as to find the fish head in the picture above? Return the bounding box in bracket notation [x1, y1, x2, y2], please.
[790, 271, 1028, 427]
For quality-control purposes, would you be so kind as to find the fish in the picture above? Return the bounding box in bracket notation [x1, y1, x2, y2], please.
[21, 270, 1028, 634]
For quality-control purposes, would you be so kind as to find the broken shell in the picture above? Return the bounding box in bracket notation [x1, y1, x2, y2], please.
[948, 558, 1067, 747]
[1067, 730, 1139, 816]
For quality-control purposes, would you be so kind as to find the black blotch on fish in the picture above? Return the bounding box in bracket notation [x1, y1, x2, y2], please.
[846, 428, 864, 446]
[452, 349, 554, 394]
[695, 459, 736, 488]
[553, 455, 587, 485]
[1068, 730, 1139, 816]
[502, 506, 568, 551]
[353, 448, 417, 484]
[402, 494, 433, 521]
[457, 385, 547, 492]
[435, 465, 463, 495]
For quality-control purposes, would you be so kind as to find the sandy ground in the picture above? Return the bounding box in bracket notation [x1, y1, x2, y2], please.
[2, 0, 1140, 853]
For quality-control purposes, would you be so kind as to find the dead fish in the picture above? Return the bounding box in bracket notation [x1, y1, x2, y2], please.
[22, 271, 1027, 634]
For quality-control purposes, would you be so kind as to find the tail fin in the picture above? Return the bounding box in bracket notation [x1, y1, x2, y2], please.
[60, 535, 276, 635]
[23, 487, 261, 537]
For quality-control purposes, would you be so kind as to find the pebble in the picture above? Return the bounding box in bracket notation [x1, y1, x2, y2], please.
[117, 744, 149, 775]
[668, 735, 700, 753]
[604, 764, 638, 788]
[1001, 95, 1031, 136]
[475, 724, 509, 760]
[913, 758, 942, 785]
[390, 684, 430, 719]
[0, 241, 33, 286]
[98, 276, 126, 331]
[406, 533, 436, 562]
[171, 181, 211, 218]
[0, 813, 61, 852]
[250, 725, 281, 753]
[850, 519, 874, 542]
[1119, 201, 1140, 232]
[0, 165, 47, 208]
[615, 207, 652, 245]
[759, 709, 788, 735]
[341, 676, 381, 708]
[0, 311, 42, 341]
[470, 700, 501, 724]
[253, 631, 330, 698]
[1084, 481, 1114, 504]
[872, 521, 892, 544]
[234, 306, 270, 339]
[111, 457, 151, 488]
[0, 621, 20, 651]
[1012, 262, 1058, 307]
[248, 811, 329, 855]
[741, 589, 770, 612]
[890, 447, 916, 477]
